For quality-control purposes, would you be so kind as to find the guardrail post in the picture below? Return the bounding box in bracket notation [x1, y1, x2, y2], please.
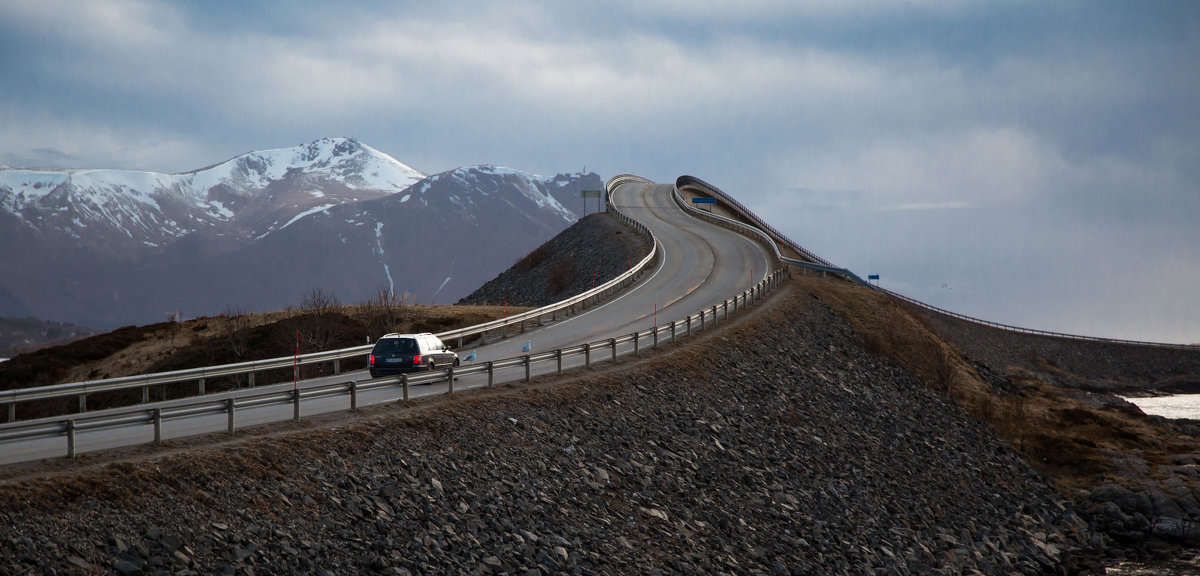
[458, 336, 464, 349]
[653, 326, 659, 348]
[487, 361, 494, 388]
[448, 367, 455, 395]
[712, 305, 718, 325]
[248, 372, 255, 388]
[502, 323, 508, 339]
[66, 419, 76, 459]
[556, 349, 563, 375]
[142, 385, 149, 404]
[610, 338, 617, 364]
[7, 403, 13, 423]
[520, 319, 525, 333]
[670, 321, 676, 343]
[686, 314, 692, 337]
[198, 378, 205, 396]
[293, 389, 301, 422]
[723, 300, 729, 320]
[79, 393, 86, 414]
[153, 408, 162, 445]
[700, 310, 706, 331]
[333, 358, 341, 375]
[585, 343, 591, 368]
[524, 355, 531, 382]
[634, 332, 640, 355]
[402, 374, 410, 402]
[350, 381, 358, 411]
[227, 399, 236, 435]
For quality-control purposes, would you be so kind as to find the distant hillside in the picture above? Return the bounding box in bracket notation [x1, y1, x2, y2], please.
[0, 317, 101, 358]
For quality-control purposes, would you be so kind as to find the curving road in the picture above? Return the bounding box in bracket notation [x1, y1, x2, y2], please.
[0, 179, 777, 464]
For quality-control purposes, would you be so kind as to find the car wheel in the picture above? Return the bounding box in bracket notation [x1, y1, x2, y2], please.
[428, 360, 436, 371]
[453, 357, 460, 367]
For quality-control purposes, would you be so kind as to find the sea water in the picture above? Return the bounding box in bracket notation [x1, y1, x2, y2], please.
[1121, 394, 1200, 420]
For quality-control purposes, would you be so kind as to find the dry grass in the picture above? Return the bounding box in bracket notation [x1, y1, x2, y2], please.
[0, 303, 530, 420]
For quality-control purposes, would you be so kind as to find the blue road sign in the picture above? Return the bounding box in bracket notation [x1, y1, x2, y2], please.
[691, 197, 716, 204]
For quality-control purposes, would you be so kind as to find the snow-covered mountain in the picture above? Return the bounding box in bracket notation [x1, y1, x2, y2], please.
[0, 138, 426, 254]
[0, 138, 602, 329]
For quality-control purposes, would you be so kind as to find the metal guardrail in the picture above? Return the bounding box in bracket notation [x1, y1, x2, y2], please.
[671, 186, 783, 269]
[676, 175, 834, 268]
[1, 189, 660, 423]
[782, 257, 872, 287]
[880, 287, 1200, 351]
[0, 263, 789, 461]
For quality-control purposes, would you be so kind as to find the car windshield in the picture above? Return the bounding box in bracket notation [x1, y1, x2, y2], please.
[375, 338, 419, 355]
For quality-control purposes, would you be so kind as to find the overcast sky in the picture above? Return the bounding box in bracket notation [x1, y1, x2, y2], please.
[2, 1, 1197, 343]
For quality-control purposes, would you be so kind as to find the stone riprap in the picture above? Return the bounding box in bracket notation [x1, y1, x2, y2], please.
[0, 286, 1097, 575]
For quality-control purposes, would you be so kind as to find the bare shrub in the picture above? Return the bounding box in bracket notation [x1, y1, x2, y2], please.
[221, 306, 251, 360]
[932, 345, 955, 395]
[546, 261, 574, 295]
[219, 306, 253, 388]
[361, 287, 407, 340]
[1004, 393, 1030, 450]
[515, 245, 550, 273]
[294, 288, 344, 353]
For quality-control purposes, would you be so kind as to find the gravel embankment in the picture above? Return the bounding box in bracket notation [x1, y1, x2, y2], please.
[898, 298, 1200, 562]
[458, 212, 651, 308]
[0, 285, 1097, 575]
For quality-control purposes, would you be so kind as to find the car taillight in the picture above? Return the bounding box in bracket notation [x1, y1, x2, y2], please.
[369, 354, 375, 366]
[413, 354, 421, 365]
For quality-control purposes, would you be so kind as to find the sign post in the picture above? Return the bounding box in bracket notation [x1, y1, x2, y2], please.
[581, 190, 602, 215]
[691, 196, 716, 212]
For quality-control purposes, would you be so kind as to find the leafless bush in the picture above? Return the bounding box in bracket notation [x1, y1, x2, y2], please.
[1004, 393, 1030, 450]
[221, 306, 251, 359]
[220, 306, 252, 388]
[546, 261, 573, 295]
[515, 245, 550, 273]
[932, 345, 955, 395]
[361, 287, 407, 340]
[294, 288, 343, 352]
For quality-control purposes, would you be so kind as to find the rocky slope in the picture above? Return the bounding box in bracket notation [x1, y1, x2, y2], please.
[458, 212, 652, 307]
[0, 285, 1099, 575]
[903, 301, 1200, 558]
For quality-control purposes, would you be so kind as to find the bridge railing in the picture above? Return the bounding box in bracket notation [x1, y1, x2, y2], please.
[676, 175, 834, 267]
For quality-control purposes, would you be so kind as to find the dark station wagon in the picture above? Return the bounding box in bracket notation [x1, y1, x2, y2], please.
[368, 333, 459, 378]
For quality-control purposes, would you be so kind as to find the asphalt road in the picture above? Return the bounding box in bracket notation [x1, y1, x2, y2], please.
[0, 180, 776, 465]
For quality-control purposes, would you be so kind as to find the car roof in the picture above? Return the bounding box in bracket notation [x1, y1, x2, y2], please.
[379, 332, 436, 339]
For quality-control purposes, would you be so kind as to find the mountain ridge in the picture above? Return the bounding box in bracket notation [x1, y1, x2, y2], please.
[0, 138, 601, 328]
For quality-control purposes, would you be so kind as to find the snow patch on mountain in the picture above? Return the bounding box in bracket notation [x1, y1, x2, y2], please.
[426, 165, 577, 224]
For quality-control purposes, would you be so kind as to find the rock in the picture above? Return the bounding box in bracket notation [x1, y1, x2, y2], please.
[113, 559, 142, 576]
